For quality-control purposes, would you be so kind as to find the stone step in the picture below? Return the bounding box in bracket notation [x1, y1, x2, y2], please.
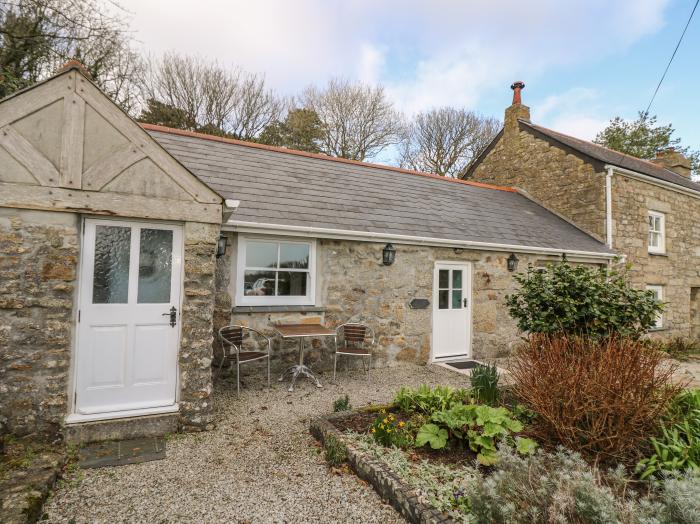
[64, 413, 178, 445]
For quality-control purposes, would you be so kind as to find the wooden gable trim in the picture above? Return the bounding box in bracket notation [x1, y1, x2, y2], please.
[0, 125, 59, 185]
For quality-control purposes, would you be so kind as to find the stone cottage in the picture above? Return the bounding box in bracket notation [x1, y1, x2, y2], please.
[465, 81, 700, 342]
[1, 65, 613, 442]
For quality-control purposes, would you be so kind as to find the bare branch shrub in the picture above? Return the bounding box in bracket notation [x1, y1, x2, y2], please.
[509, 334, 685, 464]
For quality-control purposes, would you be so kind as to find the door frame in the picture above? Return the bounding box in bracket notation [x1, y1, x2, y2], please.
[431, 260, 473, 362]
[66, 216, 186, 424]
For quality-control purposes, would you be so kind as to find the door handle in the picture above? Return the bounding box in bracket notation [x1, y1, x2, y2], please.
[463, 298, 468, 308]
[162, 306, 177, 327]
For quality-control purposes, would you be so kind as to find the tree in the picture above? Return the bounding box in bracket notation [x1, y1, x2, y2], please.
[400, 107, 499, 177]
[142, 52, 284, 140]
[139, 98, 195, 130]
[594, 112, 699, 178]
[299, 78, 403, 161]
[0, 0, 144, 112]
[258, 108, 324, 153]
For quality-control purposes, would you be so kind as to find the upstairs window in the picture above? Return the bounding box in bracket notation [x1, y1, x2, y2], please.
[235, 236, 315, 306]
[648, 211, 666, 254]
[646, 285, 664, 329]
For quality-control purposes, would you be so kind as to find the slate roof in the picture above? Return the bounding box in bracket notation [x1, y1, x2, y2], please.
[484, 120, 700, 193]
[146, 125, 613, 255]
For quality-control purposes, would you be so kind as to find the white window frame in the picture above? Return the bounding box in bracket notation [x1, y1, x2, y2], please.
[235, 235, 316, 306]
[648, 211, 666, 254]
[646, 285, 664, 329]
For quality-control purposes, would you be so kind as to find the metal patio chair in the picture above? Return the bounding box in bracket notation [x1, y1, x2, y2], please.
[218, 325, 271, 396]
[333, 323, 375, 381]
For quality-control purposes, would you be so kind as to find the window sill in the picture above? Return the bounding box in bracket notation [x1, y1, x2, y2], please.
[648, 251, 668, 257]
[232, 305, 327, 314]
[648, 327, 667, 333]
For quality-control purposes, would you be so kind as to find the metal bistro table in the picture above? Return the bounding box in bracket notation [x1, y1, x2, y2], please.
[274, 323, 336, 392]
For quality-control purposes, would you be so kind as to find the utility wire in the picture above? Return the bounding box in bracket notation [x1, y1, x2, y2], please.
[645, 0, 699, 114]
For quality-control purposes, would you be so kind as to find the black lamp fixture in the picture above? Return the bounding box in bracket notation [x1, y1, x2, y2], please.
[507, 253, 519, 272]
[382, 243, 396, 266]
[216, 234, 228, 258]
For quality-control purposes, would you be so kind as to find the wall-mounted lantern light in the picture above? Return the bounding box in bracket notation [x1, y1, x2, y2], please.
[216, 235, 228, 258]
[507, 253, 519, 272]
[382, 243, 396, 266]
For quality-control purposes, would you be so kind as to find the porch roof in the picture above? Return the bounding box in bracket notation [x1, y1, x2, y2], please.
[147, 125, 613, 256]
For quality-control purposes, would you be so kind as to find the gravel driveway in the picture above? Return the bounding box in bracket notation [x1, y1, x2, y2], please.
[44, 363, 470, 523]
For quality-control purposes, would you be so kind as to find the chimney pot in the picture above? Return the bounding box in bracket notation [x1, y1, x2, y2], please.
[511, 81, 525, 105]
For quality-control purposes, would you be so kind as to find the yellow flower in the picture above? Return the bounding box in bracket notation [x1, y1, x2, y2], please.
[383, 418, 388, 424]
[380, 424, 385, 429]
[387, 429, 392, 433]
[398, 421, 406, 427]
[371, 428, 376, 433]
[380, 409, 386, 414]
[389, 415, 395, 421]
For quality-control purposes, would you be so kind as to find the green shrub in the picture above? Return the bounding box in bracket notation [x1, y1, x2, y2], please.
[415, 403, 537, 465]
[394, 384, 470, 416]
[323, 432, 348, 467]
[332, 394, 351, 412]
[470, 363, 499, 406]
[370, 409, 412, 448]
[638, 470, 700, 523]
[637, 389, 700, 479]
[506, 262, 663, 338]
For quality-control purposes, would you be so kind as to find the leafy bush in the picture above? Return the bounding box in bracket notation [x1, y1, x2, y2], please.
[333, 394, 351, 412]
[470, 363, 499, 405]
[323, 432, 347, 467]
[509, 334, 683, 464]
[506, 262, 663, 338]
[637, 389, 700, 479]
[415, 403, 537, 465]
[394, 384, 470, 416]
[370, 409, 412, 448]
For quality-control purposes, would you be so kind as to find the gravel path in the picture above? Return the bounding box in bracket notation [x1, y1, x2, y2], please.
[44, 363, 470, 523]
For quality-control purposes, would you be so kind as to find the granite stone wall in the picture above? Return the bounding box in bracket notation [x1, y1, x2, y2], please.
[0, 208, 79, 439]
[216, 234, 563, 368]
[178, 222, 220, 431]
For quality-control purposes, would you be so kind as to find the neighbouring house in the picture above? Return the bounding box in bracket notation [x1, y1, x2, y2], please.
[0, 65, 615, 443]
[465, 81, 700, 342]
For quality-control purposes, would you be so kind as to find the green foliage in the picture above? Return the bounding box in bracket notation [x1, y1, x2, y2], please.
[258, 108, 324, 153]
[323, 432, 347, 467]
[415, 403, 535, 465]
[594, 111, 699, 177]
[139, 99, 197, 131]
[393, 384, 470, 416]
[637, 389, 700, 479]
[415, 424, 448, 450]
[332, 395, 351, 412]
[470, 363, 500, 405]
[506, 262, 663, 338]
[370, 409, 412, 448]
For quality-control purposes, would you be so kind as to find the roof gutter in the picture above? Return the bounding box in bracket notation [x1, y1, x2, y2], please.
[223, 220, 616, 260]
[605, 164, 700, 200]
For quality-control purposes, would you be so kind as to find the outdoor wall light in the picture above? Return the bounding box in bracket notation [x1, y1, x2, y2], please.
[216, 235, 228, 258]
[382, 243, 396, 266]
[507, 253, 519, 272]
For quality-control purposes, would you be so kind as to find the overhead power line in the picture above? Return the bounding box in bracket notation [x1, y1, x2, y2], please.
[645, 0, 699, 114]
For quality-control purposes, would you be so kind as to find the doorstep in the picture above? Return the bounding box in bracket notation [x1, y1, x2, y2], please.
[78, 437, 166, 469]
[64, 413, 179, 445]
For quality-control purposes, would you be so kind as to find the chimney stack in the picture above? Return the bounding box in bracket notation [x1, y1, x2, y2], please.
[504, 81, 530, 141]
[651, 148, 692, 178]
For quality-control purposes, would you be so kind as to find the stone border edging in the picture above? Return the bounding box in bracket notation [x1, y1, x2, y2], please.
[310, 412, 456, 524]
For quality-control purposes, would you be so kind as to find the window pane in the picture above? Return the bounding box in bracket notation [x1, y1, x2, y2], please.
[439, 269, 449, 289]
[438, 290, 449, 309]
[279, 243, 309, 269]
[93, 225, 131, 304]
[649, 231, 659, 247]
[137, 229, 173, 304]
[452, 270, 462, 289]
[277, 271, 308, 296]
[452, 289, 463, 309]
[245, 241, 278, 268]
[244, 270, 276, 296]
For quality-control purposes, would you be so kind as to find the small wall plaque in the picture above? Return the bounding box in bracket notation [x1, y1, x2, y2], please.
[409, 298, 430, 310]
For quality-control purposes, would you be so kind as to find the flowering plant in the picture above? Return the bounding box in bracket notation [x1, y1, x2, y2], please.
[370, 409, 412, 448]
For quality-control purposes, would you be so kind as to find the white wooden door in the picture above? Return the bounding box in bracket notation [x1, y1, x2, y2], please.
[75, 219, 183, 416]
[432, 262, 472, 360]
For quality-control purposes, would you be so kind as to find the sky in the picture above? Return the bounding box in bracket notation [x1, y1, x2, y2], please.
[117, 0, 699, 161]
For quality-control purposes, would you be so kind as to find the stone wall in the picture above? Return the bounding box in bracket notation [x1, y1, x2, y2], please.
[469, 112, 607, 242]
[611, 175, 700, 340]
[216, 233, 564, 368]
[0, 208, 78, 439]
[178, 222, 220, 431]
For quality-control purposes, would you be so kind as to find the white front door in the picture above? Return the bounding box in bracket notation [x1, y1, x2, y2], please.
[432, 262, 472, 360]
[74, 219, 183, 416]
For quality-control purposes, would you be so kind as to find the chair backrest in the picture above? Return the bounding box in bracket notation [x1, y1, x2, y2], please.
[220, 325, 244, 351]
[340, 323, 372, 348]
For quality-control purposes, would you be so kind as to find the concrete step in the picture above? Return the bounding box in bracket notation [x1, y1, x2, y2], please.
[64, 413, 178, 445]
